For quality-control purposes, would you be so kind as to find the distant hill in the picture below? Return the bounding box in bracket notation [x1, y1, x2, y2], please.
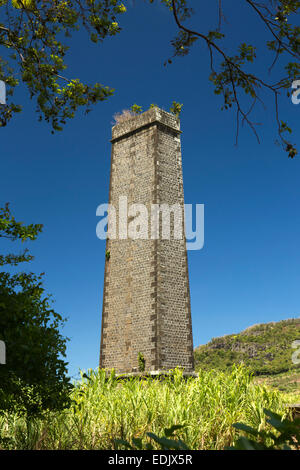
[194, 318, 300, 376]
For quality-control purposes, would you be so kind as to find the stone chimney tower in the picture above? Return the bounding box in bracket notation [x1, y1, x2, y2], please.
[99, 107, 194, 374]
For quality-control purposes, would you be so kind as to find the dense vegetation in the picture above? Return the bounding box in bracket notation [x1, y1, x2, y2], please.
[194, 318, 300, 376]
[0, 204, 71, 415]
[0, 366, 292, 450]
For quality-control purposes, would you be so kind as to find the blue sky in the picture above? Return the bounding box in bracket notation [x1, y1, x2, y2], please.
[1, 1, 300, 380]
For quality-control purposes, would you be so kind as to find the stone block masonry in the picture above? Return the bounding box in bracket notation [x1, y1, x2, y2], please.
[99, 107, 194, 374]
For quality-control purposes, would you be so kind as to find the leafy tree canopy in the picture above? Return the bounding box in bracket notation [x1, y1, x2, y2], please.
[0, 202, 42, 265]
[158, 0, 300, 158]
[0, 0, 127, 130]
[0, 0, 299, 157]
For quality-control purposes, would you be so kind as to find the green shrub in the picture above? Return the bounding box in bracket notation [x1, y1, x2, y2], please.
[228, 408, 300, 450]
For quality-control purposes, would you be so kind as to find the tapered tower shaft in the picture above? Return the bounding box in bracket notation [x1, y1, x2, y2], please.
[100, 107, 194, 374]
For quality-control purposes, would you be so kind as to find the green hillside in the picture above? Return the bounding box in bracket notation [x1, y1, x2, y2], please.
[194, 318, 300, 377]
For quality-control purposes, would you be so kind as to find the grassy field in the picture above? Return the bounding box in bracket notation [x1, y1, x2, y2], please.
[254, 370, 300, 399]
[0, 365, 295, 450]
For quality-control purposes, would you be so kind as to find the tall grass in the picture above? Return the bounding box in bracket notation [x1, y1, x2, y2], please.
[0, 365, 290, 450]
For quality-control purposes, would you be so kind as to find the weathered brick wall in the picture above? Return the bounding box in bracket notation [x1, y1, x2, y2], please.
[100, 107, 194, 373]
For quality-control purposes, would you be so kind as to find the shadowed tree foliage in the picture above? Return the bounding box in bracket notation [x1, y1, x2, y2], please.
[0, 204, 71, 416]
